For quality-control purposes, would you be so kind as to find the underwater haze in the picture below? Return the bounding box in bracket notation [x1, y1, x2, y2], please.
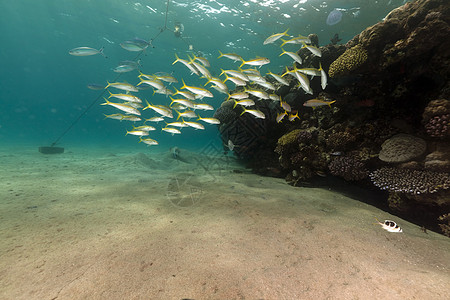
[0, 0, 408, 150]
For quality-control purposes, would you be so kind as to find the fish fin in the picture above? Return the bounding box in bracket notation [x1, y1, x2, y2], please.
[172, 53, 180, 65]
[99, 47, 107, 58]
[100, 97, 109, 105]
[217, 50, 223, 58]
[143, 100, 150, 110]
[327, 100, 336, 108]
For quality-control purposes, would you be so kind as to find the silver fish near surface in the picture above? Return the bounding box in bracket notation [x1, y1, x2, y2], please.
[69, 47, 107, 58]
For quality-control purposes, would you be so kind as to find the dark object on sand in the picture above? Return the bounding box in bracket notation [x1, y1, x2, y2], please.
[38, 146, 64, 154]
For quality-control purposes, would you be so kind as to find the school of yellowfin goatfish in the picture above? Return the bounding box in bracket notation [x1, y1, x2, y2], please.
[69, 29, 334, 147]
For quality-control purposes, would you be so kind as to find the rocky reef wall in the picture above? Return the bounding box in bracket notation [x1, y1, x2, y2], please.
[219, 0, 450, 236]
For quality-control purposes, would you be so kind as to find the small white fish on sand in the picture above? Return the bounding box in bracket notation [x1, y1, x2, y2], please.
[69, 47, 107, 58]
[375, 218, 403, 233]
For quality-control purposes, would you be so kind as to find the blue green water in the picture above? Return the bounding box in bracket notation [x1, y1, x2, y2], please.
[0, 0, 408, 150]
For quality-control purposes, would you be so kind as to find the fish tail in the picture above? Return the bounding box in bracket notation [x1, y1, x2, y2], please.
[239, 60, 246, 68]
[233, 100, 238, 108]
[105, 81, 111, 89]
[283, 28, 289, 36]
[107, 90, 113, 98]
[219, 69, 226, 77]
[172, 53, 180, 65]
[240, 109, 247, 116]
[125, 131, 129, 136]
[99, 47, 107, 58]
[143, 100, 151, 110]
[280, 39, 287, 47]
[279, 48, 286, 56]
[100, 97, 110, 105]
[217, 50, 223, 58]
[328, 100, 336, 108]
[181, 78, 187, 89]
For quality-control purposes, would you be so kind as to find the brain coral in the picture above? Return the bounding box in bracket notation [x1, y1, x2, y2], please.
[369, 167, 450, 195]
[378, 134, 427, 163]
[328, 44, 368, 78]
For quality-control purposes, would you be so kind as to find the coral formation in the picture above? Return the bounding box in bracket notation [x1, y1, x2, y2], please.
[277, 129, 302, 148]
[369, 167, 450, 194]
[326, 130, 357, 151]
[422, 99, 450, 138]
[424, 149, 450, 172]
[425, 114, 450, 138]
[217, 0, 450, 236]
[214, 101, 237, 124]
[328, 156, 368, 181]
[378, 134, 427, 163]
[328, 44, 368, 78]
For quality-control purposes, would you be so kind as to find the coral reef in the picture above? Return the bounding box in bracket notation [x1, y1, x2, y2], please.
[328, 44, 368, 78]
[277, 129, 302, 148]
[218, 0, 450, 236]
[425, 114, 450, 138]
[378, 134, 427, 163]
[214, 100, 237, 124]
[326, 129, 357, 152]
[424, 147, 450, 172]
[328, 156, 368, 181]
[422, 99, 450, 138]
[369, 167, 450, 195]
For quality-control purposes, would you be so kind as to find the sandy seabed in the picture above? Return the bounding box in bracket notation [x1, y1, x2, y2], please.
[0, 145, 449, 300]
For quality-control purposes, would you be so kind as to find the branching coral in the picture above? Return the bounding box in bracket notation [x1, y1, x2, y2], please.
[369, 167, 450, 195]
[328, 156, 368, 181]
[328, 44, 368, 78]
